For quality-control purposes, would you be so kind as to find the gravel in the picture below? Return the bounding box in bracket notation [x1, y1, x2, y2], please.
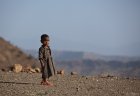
[0, 71, 140, 96]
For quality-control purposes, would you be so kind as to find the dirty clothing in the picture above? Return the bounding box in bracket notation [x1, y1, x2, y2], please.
[39, 45, 56, 79]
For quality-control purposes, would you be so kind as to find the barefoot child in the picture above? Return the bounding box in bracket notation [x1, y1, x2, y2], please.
[38, 34, 56, 86]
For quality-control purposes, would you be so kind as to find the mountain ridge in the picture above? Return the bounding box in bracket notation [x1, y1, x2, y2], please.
[24, 49, 140, 62]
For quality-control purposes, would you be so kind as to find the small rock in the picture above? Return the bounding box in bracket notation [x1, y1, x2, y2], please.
[57, 69, 64, 75]
[24, 66, 36, 73]
[29, 68, 36, 73]
[1, 68, 6, 72]
[92, 78, 95, 80]
[76, 87, 80, 91]
[71, 72, 78, 75]
[100, 73, 114, 78]
[126, 77, 129, 79]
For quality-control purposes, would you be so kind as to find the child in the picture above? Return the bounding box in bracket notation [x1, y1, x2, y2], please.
[38, 34, 56, 86]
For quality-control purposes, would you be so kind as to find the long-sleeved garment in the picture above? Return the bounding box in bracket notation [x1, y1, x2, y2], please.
[39, 45, 56, 79]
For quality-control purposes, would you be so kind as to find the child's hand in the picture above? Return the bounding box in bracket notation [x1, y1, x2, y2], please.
[41, 64, 45, 69]
[41, 65, 44, 73]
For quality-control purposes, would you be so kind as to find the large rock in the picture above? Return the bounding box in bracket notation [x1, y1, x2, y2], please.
[34, 67, 41, 73]
[29, 68, 36, 73]
[13, 64, 23, 73]
[24, 66, 36, 73]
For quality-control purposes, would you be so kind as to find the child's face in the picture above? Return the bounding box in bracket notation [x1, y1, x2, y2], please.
[41, 37, 50, 46]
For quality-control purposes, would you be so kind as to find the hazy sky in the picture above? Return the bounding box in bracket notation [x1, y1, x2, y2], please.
[0, 0, 140, 56]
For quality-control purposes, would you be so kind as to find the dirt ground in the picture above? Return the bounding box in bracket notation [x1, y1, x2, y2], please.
[0, 71, 140, 96]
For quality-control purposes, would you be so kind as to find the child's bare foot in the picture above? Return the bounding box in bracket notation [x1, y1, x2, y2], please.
[45, 81, 53, 86]
[41, 80, 46, 85]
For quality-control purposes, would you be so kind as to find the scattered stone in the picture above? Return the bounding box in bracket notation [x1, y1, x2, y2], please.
[1, 67, 12, 72]
[92, 77, 96, 81]
[23, 66, 36, 73]
[1, 68, 6, 72]
[29, 68, 36, 73]
[34, 67, 41, 73]
[82, 76, 86, 78]
[100, 73, 114, 78]
[12, 64, 23, 73]
[71, 72, 78, 75]
[57, 69, 64, 75]
[85, 77, 88, 79]
[125, 77, 129, 79]
[76, 87, 80, 92]
[114, 77, 118, 79]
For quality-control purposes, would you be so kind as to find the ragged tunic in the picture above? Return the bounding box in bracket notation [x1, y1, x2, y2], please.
[39, 45, 56, 79]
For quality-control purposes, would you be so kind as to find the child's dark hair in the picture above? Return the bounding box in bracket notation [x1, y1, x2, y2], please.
[41, 34, 49, 43]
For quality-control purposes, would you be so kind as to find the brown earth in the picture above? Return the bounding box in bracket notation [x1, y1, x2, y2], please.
[0, 37, 39, 71]
[0, 71, 140, 96]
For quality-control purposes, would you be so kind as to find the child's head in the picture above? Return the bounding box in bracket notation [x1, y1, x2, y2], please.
[40, 34, 50, 46]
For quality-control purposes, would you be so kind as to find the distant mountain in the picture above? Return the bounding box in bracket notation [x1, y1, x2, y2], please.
[25, 49, 140, 62]
[25, 50, 84, 61]
[25, 49, 140, 78]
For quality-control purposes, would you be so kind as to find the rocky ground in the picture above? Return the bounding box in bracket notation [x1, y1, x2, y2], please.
[0, 71, 140, 96]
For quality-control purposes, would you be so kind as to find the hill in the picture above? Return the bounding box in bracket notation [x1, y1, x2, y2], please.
[0, 37, 39, 70]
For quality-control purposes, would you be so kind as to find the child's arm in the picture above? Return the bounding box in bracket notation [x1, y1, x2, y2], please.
[39, 59, 45, 68]
[39, 47, 45, 68]
[49, 47, 56, 74]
